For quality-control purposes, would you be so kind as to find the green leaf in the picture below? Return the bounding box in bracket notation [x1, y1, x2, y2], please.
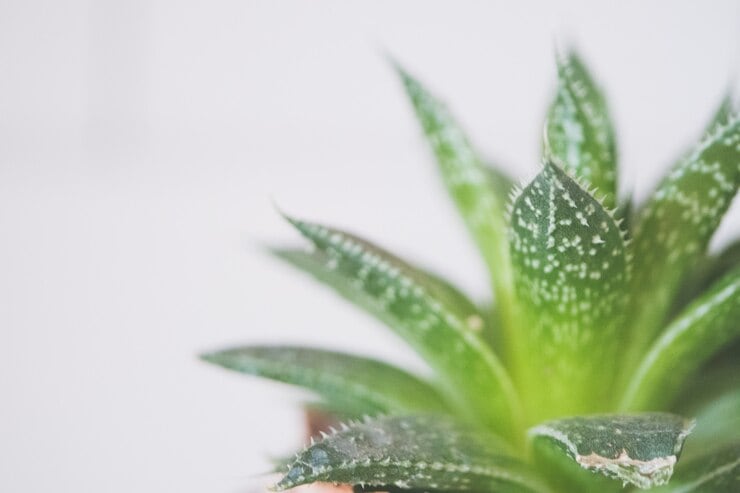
[528, 413, 694, 490]
[685, 390, 740, 458]
[545, 51, 618, 209]
[627, 115, 740, 361]
[274, 415, 549, 493]
[620, 266, 740, 411]
[272, 248, 484, 331]
[670, 342, 740, 458]
[615, 193, 634, 239]
[280, 216, 522, 440]
[508, 161, 629, 419]
[651, 442, 740, 492]
[703, 91, 735, 137]
[200, 346, 448, 415]
[395, 63, 517, 340]
[670, 238, 740, 316]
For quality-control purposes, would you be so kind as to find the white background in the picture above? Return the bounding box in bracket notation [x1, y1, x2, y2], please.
[1, 1, 739, 492]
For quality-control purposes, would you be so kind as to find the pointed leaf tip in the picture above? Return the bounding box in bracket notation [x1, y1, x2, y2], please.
[394, 62, 518, 343]
[509, 161, 629, 417]
[545, 50, 618, 209]
[201, 346, 448, 415]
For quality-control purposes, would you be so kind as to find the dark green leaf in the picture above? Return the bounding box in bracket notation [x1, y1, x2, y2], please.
[545, 51, 618, 209]
[280, 216, 522, 439]
[274, 415, 549, 493]
[627, 115, 740, 362]
[200, 346, 448, 415]
[528, 413, 694, 489]
[621, 266, 740, 410]
[509, 161, 629, 418]
[395, 63, 517, 338]
[651, 442, 740, 492]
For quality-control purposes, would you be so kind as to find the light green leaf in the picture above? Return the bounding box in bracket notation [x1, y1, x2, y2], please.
[395, 64, 517, 338]
[509, 161, 629, 418]
[274, 415, 549, 493]
[651, 442, 740, 493]
[280, 216, 522, 439]
[528, 413, 694, 490]
[545, 51, 618, 209]
[200, 346, 448, 415]
[627, 115, 740, 361]
[621, 266, 740, 411]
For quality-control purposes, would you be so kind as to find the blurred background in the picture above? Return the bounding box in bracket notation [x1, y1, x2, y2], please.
[1, 1, 738, 491]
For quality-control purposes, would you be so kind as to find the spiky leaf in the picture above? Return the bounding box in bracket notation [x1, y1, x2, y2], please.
[200, 346, 448, 415]
[545, 51, 618, 208]
[651, 442, 740, 492]
[509, 161, 629, 418]
[274, 415, 549, 493]
[621, 266, 740, 410]
[529, 413, 694, 490]
[281, 216, 521, 439]
[395, 64, 517, 335]
[627, 116, 740, 359]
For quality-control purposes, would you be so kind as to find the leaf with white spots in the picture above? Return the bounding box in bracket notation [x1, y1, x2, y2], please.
[280, 215, 522, 439]
[627, 116, 740, 359]
[621, 266, 740, 411]
[508, 161, 629, 418]
[395, 63, 517, 332]
[271, 248, 484, 331]
[274, 415, 550, 493]
[651, 442, 740, 493]
[200, 346, 448, 415]
[545, 51, 618, 209]
[528, 413, 694, 490]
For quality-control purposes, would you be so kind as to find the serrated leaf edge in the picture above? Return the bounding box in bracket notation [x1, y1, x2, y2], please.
[508, 159, 633, 277]
[274, 418, 547, 493]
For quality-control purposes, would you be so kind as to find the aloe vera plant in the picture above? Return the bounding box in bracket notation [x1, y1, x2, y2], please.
[202, 51, 740, 492]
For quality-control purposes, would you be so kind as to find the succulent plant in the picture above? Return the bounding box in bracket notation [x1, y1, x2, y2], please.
[201, 51, 740, 492]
